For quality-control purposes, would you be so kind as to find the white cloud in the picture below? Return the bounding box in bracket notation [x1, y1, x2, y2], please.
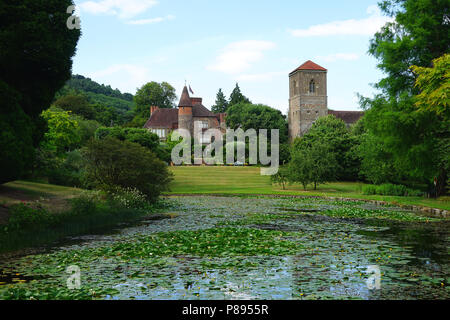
[88, 64, 149, 93]
[78, 0, 158, 19]
[289, 5, 393, 37]
[128, 14, 175, 25]
[236, 71, 285, 82]
[315, 53, 360, 63]
[208, 40, 276, 74]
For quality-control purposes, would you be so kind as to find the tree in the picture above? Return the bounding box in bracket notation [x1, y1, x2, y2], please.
[229, 83, 251, 107]
[0, 82, 35, 183]
[358, 130, 396, 184]
[411, 54, 450, 120]
[54, 94, 96, 120]
[226, 103, 289, 143]
[271, 166, 290, 190]
[131, 81, 176, 127]
[0, 0, 80, 182]
[211, 89, 229, 113]
[41, 107, 81, 155]
[362, 0, 450, 195]
[83, 137, 173, 202]
[297, 115, 360, 181]
[370, 0, 449, 96]
[411, 54, 450, 195]
[289, 142, 337, 190]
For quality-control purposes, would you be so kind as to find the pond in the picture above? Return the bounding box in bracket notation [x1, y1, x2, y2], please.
[0, 196, 449, 300]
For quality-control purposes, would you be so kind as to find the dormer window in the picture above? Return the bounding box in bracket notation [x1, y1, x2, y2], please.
[309, 80, 315, 93]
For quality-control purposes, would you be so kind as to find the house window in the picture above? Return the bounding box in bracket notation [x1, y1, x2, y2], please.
[152, 129, 166, 138]
[309, 80, 315, 93]
[201, 121, 209, 129]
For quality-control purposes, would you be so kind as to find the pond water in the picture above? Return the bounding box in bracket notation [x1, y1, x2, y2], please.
[0, 196, 449, 300]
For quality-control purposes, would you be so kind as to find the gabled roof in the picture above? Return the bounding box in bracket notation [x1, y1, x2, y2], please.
[290, 60, 327, 74]
[328, 110, 364, 124]
[143, 108, 178, 129]
[178, 86, 192, 107]
[192, 104, 217, 117]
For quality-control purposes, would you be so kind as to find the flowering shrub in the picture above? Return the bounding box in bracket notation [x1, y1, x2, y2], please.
[107, 187, 151, 210]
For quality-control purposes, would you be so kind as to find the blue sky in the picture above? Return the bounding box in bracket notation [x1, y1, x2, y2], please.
[72, 0, 393, 114]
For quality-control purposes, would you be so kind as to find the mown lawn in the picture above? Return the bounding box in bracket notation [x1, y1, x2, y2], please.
[167, 166, 450, 211]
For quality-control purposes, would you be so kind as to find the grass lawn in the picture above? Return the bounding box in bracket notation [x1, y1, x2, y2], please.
[167, 166, 450, 211]
[0, 181, 83, 225]
[0, 181, 82, 209]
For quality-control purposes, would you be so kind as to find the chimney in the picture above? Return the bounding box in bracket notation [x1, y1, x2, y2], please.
[191, 97, 203, 105]
[150, 106, 159, 116]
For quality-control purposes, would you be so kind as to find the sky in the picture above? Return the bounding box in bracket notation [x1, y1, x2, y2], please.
[71, 0, 393, 114]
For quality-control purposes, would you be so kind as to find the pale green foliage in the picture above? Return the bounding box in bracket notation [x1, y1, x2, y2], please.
[41, 107, 81, 154]
[412, 54, 450, 120]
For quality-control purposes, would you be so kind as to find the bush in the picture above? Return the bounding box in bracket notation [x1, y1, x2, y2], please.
[70, 191, 100, 216]
[47, 150, 86, 188]
[362, 183, 424, 197]
[83, 137, 173, 202]
[376, 184, 407, 196]
[106, 187, 151, 210]
[6, 204, 56, 232]
[362, 185, 377, 195]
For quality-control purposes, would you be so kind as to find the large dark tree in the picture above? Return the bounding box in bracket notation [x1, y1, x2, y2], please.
[0, 0, 81, 183]
[361, 0, 449, 194]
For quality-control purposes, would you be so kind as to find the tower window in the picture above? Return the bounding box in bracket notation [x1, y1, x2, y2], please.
[309, 80, 315, 93]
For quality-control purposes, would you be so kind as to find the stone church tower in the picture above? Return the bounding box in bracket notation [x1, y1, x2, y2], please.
[288, 60, 328, 142]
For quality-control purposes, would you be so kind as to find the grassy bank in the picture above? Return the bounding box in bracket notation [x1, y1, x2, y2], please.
[167, 166, 450, 211]
[0, 181, 165, 253]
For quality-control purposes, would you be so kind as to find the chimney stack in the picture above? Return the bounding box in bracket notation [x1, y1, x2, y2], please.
[150, 106, 159, 116]
[191, 97, 203, 105]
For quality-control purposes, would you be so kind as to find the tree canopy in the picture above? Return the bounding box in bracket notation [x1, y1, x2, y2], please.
[0, 0, 80, 183]
[361, 0, 450, 194]
[131, 82, 177, 127]
[226, 103, 289, 143]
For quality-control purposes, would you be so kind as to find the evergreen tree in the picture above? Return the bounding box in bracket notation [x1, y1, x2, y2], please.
[0, 0, 81, 183]
[229, 83, 251, 107]
[211, 89, 228, 113]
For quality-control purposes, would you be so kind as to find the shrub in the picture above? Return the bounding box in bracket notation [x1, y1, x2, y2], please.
[362, 185, 377, 195]
[376, 184, 407, 196]
[6, 203, 55, 232]
[70, 191, 100, 216]
[362, 183, 424, 197]
[47, 150, 86, 188]
[83, 137, 173, 202]
[107, 187, 151, 210]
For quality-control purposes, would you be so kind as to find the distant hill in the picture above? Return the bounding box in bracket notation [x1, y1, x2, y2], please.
[56, 75, 135, 112]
